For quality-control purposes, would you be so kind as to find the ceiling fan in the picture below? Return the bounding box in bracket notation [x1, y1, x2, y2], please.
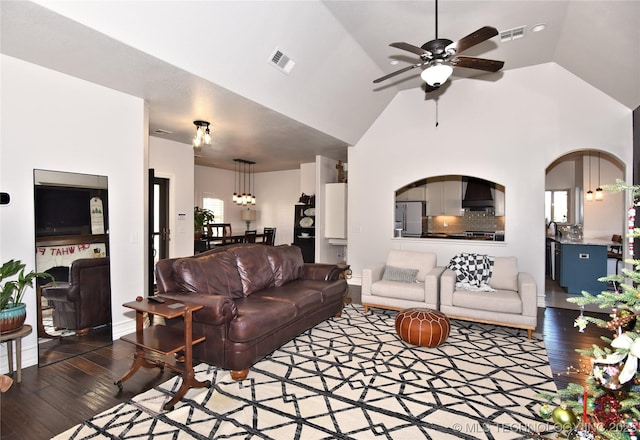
[373, 0, 504, 92]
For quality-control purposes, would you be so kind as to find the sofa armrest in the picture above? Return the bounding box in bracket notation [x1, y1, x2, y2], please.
[440, 269, 457, 307]
[303, 263, 342, 281]
[517, 272, 537, 318]
[158, 292, 238, 325]
[362, 263, 385, 295]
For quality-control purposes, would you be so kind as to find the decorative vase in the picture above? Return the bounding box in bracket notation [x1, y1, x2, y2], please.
[0, 303, 27, 334]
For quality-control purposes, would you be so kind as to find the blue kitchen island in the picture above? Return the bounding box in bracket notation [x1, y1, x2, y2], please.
[552, 237, 609, 295]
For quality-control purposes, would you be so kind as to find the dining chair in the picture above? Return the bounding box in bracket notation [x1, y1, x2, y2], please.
[608, 234, 623, 274]
[263, 227, 276, 246]
[245, 230, 257, 243]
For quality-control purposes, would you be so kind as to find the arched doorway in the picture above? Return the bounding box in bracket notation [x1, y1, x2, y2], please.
[545, 149, 626, 309]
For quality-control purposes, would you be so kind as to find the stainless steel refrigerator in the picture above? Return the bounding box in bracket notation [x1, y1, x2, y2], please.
[394, 202, 424, 237]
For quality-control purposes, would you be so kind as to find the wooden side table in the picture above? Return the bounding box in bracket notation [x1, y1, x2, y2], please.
[0, 324, 32, 383]
[115, 298, 210, 410]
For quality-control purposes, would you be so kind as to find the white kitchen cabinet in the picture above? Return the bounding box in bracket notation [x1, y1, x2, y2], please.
[395, 186, 425, 201]
[493, 186, 505, 216]
[325, 183, 347, 238]
[426, 177, 462, 216]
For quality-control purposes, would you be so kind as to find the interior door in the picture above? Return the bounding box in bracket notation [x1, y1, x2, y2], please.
[150, 173, 169, 290]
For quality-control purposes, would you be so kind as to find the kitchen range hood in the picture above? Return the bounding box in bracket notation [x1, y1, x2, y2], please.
[462, 177, 494, 210]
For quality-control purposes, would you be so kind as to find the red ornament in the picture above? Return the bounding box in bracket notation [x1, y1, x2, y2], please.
[593, 393, 622, 428]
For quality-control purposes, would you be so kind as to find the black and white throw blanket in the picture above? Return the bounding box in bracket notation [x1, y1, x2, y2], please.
[54, 304, 557, 439]
[447, 253, 495, 291]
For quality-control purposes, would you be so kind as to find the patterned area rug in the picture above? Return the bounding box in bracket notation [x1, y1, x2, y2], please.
[54, 304, 557, 439]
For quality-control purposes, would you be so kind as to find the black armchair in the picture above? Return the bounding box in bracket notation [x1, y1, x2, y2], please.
[41, 257, 111, 336]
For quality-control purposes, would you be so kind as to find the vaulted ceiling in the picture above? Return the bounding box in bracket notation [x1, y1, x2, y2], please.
[2, 1, 638, 172]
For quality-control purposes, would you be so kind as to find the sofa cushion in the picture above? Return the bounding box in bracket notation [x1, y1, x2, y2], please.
[228, 296, 297, 342]
[452, 289, 522, 314]
[382, 265, 419, 283]
[286, 279, 346, 304]
[266, 245, 304, 286]
[386, 250, 436, 282]
[371, 279, 425, 302]
[229, 245, 276, 296]
[254, 284, 325, 316]
[172, 252, 244, 298]
[489, 257, 519, 291]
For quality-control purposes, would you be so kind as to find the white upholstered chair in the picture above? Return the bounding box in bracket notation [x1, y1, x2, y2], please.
[361, 250, 445, 313]
[440, 256, 537, 338]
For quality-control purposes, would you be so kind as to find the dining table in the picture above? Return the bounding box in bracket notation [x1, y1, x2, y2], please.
[198, 233, 267, 251]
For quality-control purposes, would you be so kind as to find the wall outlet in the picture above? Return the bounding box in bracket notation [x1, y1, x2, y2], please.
[443, 222, 448, 227]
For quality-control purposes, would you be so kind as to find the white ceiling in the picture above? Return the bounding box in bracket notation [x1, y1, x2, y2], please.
[1, 1, 638, 172]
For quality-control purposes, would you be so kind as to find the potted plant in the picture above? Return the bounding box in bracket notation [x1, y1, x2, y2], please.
[0, 259, 53, 334]
[194, 207, 215, 239]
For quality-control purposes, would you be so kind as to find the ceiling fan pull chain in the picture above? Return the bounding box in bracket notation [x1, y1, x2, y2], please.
[435, 99, 439, 127]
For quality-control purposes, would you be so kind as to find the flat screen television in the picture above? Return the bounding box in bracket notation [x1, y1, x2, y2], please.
[34, 186, 108, 237]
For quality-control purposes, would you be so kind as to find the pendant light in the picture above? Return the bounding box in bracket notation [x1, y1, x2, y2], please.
[585, 152, 594, 202]
[595, 152, 604, 201]
[232, 159, 256, 205]
[232, 160, 238, 203]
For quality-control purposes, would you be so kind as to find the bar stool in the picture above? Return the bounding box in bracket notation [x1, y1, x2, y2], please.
[0, 324, 32, 383]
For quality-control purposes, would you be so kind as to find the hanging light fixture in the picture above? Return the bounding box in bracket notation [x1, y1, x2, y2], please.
[233, 159, 256, 205]
[595, 152, 604, 201]
[586, 152, 594, 202]
[192, 120, 212, 150]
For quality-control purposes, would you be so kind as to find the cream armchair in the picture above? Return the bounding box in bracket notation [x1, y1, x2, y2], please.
[440, 256, 537, 338]
[361, 250, 445, 313]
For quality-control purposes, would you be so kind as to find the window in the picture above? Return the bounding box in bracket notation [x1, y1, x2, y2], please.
[203, 195, 224, 224]
[545, 190, 568, 223]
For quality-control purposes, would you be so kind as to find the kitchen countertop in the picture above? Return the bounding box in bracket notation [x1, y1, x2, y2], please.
[547, 236, 618, 246]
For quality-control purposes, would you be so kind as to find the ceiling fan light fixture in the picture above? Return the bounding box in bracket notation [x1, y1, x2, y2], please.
[420, 63, 453, 87]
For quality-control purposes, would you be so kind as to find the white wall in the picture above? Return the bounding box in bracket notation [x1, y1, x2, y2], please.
[194, 165, 300, 246]
[0, 55, 147, 371]
[149, 137, 194, 258]
[348, 63, 633, 306]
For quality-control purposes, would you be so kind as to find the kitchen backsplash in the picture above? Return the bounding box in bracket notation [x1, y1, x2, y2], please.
[428, 209, 505, 233]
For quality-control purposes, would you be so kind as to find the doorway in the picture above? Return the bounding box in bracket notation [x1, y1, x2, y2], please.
[151, 176, 170, 290]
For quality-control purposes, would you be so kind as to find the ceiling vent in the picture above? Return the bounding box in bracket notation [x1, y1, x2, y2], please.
[268, 48, 295, 74]
[153, 129, 172, 135]
[500, 26, 526, 42]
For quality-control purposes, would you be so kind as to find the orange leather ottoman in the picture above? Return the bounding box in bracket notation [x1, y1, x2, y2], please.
[395, 308, 450, 347]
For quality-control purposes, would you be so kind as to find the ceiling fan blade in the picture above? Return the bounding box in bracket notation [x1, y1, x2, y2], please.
[446, 26, 499, 54]
[451, 56, 504, 72]
[389, 42, 429, 56]
[373, 63, 423, 84]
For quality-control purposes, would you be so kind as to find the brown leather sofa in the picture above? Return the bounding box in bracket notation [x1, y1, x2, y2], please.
[156, 244, 346, 380]
[41, 257, 111, 335]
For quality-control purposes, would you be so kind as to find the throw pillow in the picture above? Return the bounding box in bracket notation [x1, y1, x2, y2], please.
[382, 265, 419, 283]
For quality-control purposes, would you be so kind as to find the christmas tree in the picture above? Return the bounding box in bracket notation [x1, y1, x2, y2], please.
[539, 180, 640, 440]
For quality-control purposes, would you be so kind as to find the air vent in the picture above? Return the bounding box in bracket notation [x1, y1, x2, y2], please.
[268, 48, 295, 74]
[500, 25, 526, 42]
[153, 129, 172, 135]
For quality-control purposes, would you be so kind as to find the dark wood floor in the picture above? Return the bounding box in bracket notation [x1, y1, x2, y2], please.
[1, 290, 609, 440]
